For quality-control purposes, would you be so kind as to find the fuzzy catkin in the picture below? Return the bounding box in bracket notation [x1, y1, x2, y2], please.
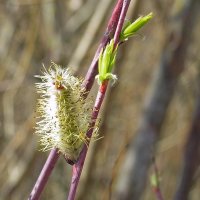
[35, 63, 90, 162]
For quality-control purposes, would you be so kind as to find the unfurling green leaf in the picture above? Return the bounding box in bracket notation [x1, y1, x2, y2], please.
[120, 12, 153, 41]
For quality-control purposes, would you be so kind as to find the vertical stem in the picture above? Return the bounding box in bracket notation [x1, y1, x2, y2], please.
[113, 0, 131, 48]
[67, 81, 108, 200]
[28, 149, 60, 200]
[67, 0, 132, 198]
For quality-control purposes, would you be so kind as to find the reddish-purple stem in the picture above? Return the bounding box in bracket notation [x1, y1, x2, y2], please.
[113, 0, 131, 48]
[68, 81, 108, 200]
[29, 1, 126, 200]
[28, 149, 60, 200]
[67, 1, 132, 199]
[82, 0, 124, 94]
[154, 188, 164, 200]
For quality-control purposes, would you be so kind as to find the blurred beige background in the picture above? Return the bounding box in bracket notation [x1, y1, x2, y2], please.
[0, 0, 199, 200]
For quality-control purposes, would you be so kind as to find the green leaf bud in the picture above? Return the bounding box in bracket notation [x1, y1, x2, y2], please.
[96, 39, 118, 84]
[120, 12, 153, 41]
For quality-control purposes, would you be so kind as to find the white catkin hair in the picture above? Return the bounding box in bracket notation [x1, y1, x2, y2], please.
[35, 62, 91, 162]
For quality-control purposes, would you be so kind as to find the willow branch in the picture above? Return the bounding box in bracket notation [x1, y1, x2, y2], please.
[67, 1, 132, 199]
[29, 1, 126, 199]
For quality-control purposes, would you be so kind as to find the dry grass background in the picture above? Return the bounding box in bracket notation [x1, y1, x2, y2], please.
[0, 0, 199, 200]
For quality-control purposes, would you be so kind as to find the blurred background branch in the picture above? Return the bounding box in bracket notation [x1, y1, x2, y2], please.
[115, 0, 199, 199]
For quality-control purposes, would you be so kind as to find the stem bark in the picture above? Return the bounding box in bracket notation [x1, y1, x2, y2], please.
[28, 149, 60, 200]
